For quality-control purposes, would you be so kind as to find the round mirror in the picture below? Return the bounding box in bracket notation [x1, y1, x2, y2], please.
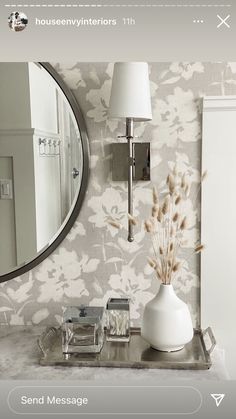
[0, 62, 89, 283]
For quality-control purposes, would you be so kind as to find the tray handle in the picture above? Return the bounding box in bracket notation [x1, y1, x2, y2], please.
[37, 326, 59, 358]
[203, 327, 216, 354]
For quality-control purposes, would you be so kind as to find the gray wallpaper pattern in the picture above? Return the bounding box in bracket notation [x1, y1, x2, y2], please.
[1, 62, 236, 328]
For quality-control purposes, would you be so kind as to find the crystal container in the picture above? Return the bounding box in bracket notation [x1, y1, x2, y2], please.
[106, 298, 130, 342]
[62, 306, 104, 354]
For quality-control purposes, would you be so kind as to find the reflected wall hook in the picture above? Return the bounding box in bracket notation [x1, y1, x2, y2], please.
[72, 168, 80, 179]
[38, 137, 61, 156]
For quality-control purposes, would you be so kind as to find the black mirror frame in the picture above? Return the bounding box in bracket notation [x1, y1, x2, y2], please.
[0, 62, 90, 283]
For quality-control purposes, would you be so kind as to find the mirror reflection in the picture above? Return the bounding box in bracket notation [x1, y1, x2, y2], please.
[0, 63, 83, 276]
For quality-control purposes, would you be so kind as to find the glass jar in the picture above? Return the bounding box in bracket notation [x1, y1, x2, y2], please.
[62, 306, 104, 355]
[106, 298, 130, 342]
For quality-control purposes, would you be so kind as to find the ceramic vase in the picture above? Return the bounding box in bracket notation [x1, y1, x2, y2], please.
[141, 284, 193, 352]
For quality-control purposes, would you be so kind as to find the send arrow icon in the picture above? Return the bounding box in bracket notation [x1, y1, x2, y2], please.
[211, 394, 225, 407]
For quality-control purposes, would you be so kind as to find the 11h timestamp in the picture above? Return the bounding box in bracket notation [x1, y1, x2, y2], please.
[123, 17, 136, 25]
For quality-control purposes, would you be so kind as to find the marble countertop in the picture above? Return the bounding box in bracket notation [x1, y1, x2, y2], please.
[0, 326, 230, 381]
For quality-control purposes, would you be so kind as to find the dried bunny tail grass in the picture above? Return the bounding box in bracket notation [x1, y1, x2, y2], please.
[168, 259, 172, 268]
[147, 257, 157, 269]
[172, 212, 179, 223]
[168, 174, 176, 195]
[159, 246, 164, 255]
[153, 258, 163, 280]
[181, 173, 187, 189]
[201, 170, 208, 182]
[152, 204, 159, 218]
[170, 225, 176, 237]
[152, 186, 159, 205]
[146, 256, 163, 280]
[144, 220, 153, 233]
[162, 194, 170, 215]
[157, 207, 163, 222]
[195, 244, 205, 254]
[180, 216, 187, 230]
[184, 184, 190, 197]
[128, 213, 138, 226]
[107, 219, 122, 229]
[173, 261, 181, 272]
[175, 195, 181, 205]
[156, 267, 163, 280]
[166, 174, 170, 185]
[169, 242, 174, 252]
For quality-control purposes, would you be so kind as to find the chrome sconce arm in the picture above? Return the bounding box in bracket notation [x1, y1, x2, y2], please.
[126, 118, 134, 242]
[112, 120, 151, 242]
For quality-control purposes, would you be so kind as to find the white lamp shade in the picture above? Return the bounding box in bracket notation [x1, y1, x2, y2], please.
[109, 62, 152, 121]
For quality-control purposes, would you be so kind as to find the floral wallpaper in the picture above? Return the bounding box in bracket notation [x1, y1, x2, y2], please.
[1, 62, 236, 328]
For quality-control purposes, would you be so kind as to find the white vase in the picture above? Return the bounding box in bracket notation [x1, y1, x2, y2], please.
[141, 284, 193, 352]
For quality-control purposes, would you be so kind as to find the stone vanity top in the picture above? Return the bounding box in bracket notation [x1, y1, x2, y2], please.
[0, 326, 229, 380]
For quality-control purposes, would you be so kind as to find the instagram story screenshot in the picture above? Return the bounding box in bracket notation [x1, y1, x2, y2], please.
[0, 0, 235, 418]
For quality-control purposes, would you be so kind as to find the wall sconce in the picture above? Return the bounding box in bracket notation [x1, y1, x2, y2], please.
[109, 62, 152, 242]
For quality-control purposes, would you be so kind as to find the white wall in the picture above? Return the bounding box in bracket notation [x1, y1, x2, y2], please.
[201, 96, 236, 378]
[33, 134, 62, 251]
[57, 89, 82, 221]
[28, 63, 58, 133]
[28, 63, 62, 251]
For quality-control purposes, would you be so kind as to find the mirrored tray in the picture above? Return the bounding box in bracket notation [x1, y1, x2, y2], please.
[38, 327, 216, 370]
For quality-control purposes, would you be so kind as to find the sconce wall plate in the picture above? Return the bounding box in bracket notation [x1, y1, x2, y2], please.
[112, 142, 150, 182]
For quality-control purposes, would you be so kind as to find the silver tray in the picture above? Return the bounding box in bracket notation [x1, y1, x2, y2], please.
[38, 327, 216, 370]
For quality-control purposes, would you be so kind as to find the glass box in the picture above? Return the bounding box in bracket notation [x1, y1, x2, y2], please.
[62, 306, 104, 354]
